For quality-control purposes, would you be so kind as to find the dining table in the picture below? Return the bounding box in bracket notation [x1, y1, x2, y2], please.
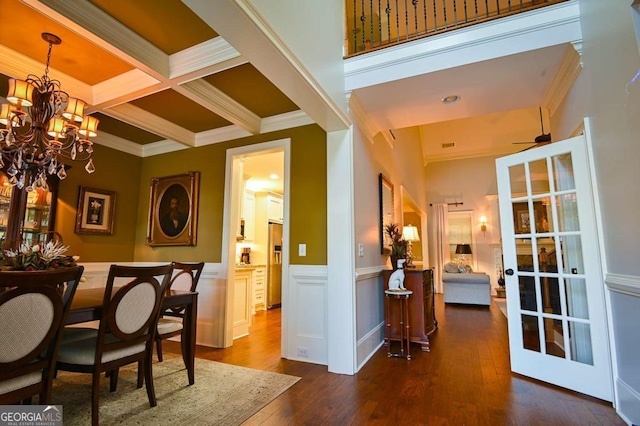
[67, 287, 198, 385]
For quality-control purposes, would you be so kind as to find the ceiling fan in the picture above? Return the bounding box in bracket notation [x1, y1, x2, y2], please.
[513, 107, 552, 150]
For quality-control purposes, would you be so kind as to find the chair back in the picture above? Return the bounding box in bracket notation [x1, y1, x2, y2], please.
[0, 267, 84, 403]
[95, 264, 173, 361]
[164, 262, 204, 316]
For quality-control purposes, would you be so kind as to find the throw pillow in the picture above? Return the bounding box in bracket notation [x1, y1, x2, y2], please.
[444, 262, 460, 273]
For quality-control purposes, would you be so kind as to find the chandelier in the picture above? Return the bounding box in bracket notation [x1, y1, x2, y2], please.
[0, 32, 99, 190]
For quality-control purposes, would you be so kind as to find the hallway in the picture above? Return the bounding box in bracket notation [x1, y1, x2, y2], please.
[166, 295, 624, 425]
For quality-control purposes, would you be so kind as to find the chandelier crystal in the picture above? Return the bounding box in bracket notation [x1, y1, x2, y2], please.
[0, 32, 99, 191]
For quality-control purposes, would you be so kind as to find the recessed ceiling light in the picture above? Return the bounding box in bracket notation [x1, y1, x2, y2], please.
[269, 174, 279, 180]
[442, 95, 460, 104]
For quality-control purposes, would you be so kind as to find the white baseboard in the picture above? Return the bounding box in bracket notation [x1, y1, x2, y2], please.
[615, 378, 640, 426]
[356, 322, 385, 371]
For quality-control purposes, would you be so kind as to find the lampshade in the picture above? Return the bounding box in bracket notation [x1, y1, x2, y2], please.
[402, 225, 420, 242]
[63, 98, 86, 123]
[78, 115, 100, 138]
[6, 79, 34, 107]
[455, 244, 472, 255]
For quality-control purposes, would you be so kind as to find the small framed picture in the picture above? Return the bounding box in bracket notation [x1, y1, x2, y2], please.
[147, 171, 200, 247]
[75, 187, 116, 235]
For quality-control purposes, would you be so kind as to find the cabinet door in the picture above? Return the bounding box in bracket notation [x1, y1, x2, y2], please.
[266, 195, 283, 223]
[253, 267, 266, 312]
[233, 270, 252, 339]
[243, 192, 255, 241]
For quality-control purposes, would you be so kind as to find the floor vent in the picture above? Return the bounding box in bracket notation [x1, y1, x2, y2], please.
[442, 142, 456, 148]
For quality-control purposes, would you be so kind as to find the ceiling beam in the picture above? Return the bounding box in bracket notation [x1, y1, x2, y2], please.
[178, 79, 261, 134]
[104, 104, 196, 147]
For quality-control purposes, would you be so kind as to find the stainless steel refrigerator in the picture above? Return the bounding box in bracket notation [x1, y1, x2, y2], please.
[267, 222, 283, 309]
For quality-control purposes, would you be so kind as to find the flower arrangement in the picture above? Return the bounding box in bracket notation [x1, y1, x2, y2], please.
[384, 222, 407, 258]
[0, 241, 79, 271]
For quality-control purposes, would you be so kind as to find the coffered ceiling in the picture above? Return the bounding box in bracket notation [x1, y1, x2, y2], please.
[0, 0, 304, 153]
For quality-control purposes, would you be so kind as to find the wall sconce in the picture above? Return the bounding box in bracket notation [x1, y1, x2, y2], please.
[480, 216, 487, 235]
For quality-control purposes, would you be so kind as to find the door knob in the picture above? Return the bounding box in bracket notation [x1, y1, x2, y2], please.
[505, 268, 514, 276]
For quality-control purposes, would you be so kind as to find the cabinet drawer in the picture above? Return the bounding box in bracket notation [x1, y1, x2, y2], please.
[255, 290, 265, 302]
[254, 268, 265, 276]
[254, 277, 264, 288]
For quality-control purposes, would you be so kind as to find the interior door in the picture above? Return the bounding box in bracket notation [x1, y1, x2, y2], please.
[496, 134, 612, 401]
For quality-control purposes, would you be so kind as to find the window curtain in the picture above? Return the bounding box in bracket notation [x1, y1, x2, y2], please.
[432, 203, 449, 293]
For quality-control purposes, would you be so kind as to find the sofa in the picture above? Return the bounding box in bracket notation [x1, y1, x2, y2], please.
[442, 263, 491, 306]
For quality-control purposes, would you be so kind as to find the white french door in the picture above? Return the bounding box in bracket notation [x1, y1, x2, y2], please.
[496, 134, 612, 401]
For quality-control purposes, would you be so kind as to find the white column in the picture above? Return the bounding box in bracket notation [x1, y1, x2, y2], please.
[327, 128, 357, 374]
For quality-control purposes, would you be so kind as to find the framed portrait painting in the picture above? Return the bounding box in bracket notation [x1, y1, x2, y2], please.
[147, 171, 200, 247]
[75, 187, 116, 235]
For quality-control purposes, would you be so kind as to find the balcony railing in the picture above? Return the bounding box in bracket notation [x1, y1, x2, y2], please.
[345, 0, 569, 57]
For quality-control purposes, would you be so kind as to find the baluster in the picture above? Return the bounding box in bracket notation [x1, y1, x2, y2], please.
[379, 0, 383, 46]
[453, 0, 458, 26]
[463, 0, 468, 22]
[433, 0, 438, 30]
[395, 0, 400, 42]
[361, 0, 366, 48]
[405, 0, 409, 40]
[442, 0, 447, 28]
[385, 1, 391, 42]
[496, 0, 500, 15]
[412, 0, 419, 35]
[353, 0, 357, 53]
[474, 0, 479, 20]
[423, 0, 428, 34]
[370, 0, 374, 48]
[485, 0, 489, 18]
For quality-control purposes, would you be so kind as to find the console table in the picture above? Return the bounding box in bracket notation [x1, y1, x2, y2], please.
[382, 268, 437, 351]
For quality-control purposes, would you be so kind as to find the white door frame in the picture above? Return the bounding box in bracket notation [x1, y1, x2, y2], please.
[221, 138, 291, 353]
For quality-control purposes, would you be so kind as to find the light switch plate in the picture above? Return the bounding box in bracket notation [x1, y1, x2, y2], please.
[298, 244, 306, 256]
[358, 243, 364, 257]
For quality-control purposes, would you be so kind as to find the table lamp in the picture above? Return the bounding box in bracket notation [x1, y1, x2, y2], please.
[455, 243, 472, 264]
[402, 225, 420, 267]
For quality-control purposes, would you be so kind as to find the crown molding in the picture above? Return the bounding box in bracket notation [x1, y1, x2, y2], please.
[93, 132, 144, 157]
[260, 110, 314, 133]
[195, 125, 252, 147]
[170, 37, 242, 79]
[142, 140, 190, 157]
[91, 69, 161, 106]
[543, 42, 583, 116]
[424, 145, 517, 165]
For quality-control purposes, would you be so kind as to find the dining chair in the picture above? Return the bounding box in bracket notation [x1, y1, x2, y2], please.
[55, 264, 173, 426]
[155, 262, 204, 363]
[0, 267, 84, 405]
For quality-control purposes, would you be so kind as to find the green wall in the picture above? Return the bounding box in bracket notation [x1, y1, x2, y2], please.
[55, 143, 142, 262]
[134, 124, 328, 265]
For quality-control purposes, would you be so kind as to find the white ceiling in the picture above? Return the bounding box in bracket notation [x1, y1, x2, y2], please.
[243, 151, 284, 195]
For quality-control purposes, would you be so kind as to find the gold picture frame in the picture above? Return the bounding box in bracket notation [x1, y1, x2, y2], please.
[147, 171, 200, 247]
[75, 186, 116, 235]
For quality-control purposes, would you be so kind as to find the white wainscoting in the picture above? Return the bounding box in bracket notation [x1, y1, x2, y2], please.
[355, 266, 386, 371]
[606, 273, 640, 425]
[286, 265, 328, 365]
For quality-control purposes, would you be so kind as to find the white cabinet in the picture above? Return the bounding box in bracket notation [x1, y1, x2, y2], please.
[233, 269, 252, 339]
[252, 267, 266, 313]
[266, 195, 283, 223]
[242, 191, 255, 241]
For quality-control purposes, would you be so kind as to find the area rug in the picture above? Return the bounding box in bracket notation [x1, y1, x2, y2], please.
[51, 356, 300, 425]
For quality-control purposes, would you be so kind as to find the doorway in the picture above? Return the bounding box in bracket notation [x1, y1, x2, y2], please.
[222, 139, 290, 353]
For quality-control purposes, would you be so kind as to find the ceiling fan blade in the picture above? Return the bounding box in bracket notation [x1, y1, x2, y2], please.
[512, 141, 536, 145]
[518, 140, 552, 152]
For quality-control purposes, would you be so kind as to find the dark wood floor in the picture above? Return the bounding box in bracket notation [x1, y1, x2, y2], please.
[164, 295, 625, 425]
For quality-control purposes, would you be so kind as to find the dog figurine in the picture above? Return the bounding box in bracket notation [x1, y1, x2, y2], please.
[388, 259, 406, 291]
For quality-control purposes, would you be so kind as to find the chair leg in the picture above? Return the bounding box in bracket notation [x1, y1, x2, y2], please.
[109, 368, 119, 392]
[156, 338, 164, 362]
[143, 352, 157, 407]
[137, 361, 144, 388]
[91, 370, 101, 426]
